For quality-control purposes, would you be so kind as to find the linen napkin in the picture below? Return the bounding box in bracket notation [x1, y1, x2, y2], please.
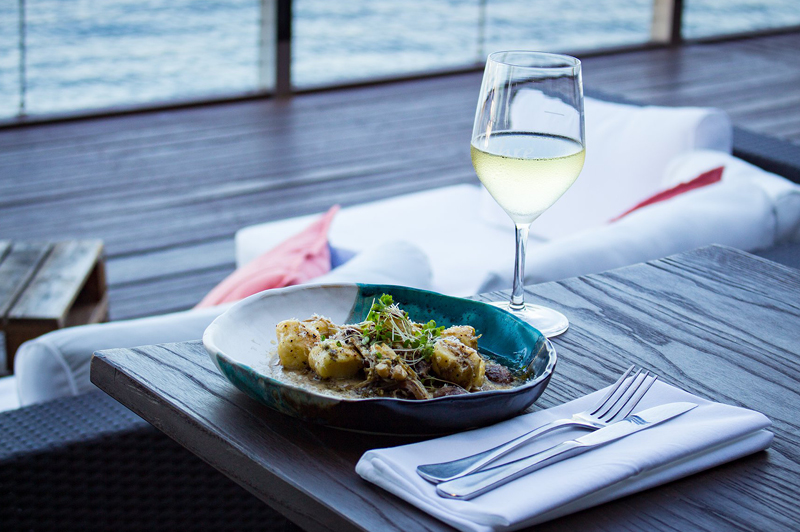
[356, 380, 772, 532]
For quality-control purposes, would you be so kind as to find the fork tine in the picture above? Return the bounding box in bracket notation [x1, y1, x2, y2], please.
[596, 371, 644, 420]
[604, 371, 658, 420]
[616, 373, 658, 419]
[587, 365, 637, 417]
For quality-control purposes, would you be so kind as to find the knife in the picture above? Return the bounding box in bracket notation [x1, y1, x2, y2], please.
[435, 401, 698, 500]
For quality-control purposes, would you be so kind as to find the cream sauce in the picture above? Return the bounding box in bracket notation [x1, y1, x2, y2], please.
[255, 350, 520, 400]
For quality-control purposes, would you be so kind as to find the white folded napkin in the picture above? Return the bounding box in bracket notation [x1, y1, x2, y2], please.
[356, 380, 772, 532]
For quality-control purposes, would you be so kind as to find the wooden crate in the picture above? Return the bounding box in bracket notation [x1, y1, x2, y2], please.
[0, 240, 108, 372]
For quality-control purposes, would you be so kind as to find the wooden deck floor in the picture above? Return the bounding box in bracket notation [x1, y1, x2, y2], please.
[1, 31, 799, 324]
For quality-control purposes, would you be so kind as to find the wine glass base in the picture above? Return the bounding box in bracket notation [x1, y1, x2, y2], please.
[487, 301, 569, 338]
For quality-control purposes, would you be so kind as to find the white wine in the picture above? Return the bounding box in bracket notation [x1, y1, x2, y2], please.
[471, 133, 585, 225]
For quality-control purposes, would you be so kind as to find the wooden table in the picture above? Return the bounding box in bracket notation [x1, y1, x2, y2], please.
[90, 245, 800, 531]
[1, 240, 107, 372]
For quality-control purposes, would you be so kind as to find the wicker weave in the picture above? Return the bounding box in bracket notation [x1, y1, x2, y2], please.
[732, 128, 800, 185]
[0, 392, 300, 532]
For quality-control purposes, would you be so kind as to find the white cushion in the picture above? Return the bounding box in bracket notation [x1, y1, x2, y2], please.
[662, 150, 800, 243]
[13, 240, 433, 408]
[479, 97, 734, 240]
[237, 184, 518, 297]
[14, 304, 233, 407]
[0, 375, 20, 413]
[477, 178, 776, 292]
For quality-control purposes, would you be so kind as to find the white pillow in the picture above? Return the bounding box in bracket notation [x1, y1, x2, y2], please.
[14, 240, 433, 408]
[312, 240, 433, 290]
[479, 97, 734, 240]
[237, 184, 517, 297]
[662, 150, 800, 243]
[477, 178, 775, 292]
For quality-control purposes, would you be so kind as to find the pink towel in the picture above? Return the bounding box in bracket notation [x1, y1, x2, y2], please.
[195, 205, 339, 308]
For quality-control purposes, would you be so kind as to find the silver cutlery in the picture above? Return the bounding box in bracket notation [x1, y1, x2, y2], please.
[417, 365, 657, 484]
[436, 401, 698, 500]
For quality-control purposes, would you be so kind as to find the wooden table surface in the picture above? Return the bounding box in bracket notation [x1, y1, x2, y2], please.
[90, 245, 800, 531]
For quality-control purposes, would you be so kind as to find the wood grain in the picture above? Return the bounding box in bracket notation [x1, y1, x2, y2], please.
[91, 246, 800, 532]
[0, 242, 51, 318]
[90, 342, 442, 532]
[9, 240, 103, 322]
[2, 240, 107, 371]
[1, 33, 799, 322]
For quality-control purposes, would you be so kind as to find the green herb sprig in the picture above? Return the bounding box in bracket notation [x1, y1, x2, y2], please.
[361, 294, 444, 362]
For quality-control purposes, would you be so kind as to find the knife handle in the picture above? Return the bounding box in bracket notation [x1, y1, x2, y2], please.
[435, 440, 588, 500]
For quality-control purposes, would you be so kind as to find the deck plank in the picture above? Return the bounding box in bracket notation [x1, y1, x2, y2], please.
[1, 32, 799, 322]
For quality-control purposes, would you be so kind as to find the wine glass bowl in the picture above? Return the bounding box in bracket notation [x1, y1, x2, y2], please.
[471, 51, 585, 337]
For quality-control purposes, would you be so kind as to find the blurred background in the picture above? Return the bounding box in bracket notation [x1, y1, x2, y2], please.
[2, 0, 800, 120]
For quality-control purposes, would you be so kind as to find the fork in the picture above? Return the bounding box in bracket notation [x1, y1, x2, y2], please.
[416, 365, 657, 484]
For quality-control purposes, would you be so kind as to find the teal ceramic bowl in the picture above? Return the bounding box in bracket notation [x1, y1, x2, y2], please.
[203, 283, 556, 435]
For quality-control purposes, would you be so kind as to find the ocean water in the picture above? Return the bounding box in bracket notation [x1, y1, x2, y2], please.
[1, 0, 799, 119]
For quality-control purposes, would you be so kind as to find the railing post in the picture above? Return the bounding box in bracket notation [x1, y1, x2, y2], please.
[258, 0, 291, 97]
[258, 0, 275, 91]
[651, 0, 683, 45]
[276, 0, 291, 96]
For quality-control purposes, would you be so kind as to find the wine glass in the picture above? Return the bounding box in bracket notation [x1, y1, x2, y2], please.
[471, 51, 585, 337]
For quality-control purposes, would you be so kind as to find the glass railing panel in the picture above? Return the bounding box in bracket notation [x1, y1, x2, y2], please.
[485, 0, 654, 53]
[20, 0, 263, 116]
[292, 0, 482, 88]
[0, 3, 21, 119]
[684, 0, 800, 39]
[7, 0, 800, 122]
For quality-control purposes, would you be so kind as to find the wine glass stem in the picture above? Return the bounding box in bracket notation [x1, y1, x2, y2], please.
[510, 222, 531, 311]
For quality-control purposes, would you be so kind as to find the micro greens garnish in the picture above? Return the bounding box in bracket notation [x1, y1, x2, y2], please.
[362, 294, 444, 361]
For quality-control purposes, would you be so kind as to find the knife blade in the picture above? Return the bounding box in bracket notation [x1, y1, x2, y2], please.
[435, 401, 698, 500]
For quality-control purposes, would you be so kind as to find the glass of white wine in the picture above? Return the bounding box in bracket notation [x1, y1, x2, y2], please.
[471, 51, 585, 337]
